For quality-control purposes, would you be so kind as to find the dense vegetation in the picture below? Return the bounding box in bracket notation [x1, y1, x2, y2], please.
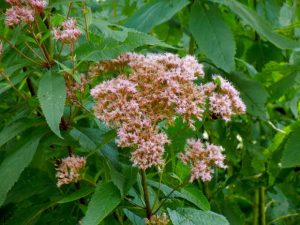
[0, 0, 300, 224]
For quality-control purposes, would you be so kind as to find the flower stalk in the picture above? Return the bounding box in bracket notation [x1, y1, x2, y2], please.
[141, 170, 152, 219]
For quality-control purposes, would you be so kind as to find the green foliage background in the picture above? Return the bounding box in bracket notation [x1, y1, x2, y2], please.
[0, 0, 300, 224]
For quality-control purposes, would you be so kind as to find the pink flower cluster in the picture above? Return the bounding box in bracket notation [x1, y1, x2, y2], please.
[179, 139, 226, 182]
[56, 155, 86, 187]
[203, 75, 246, 121]
[91, 53, 205, 169]
[53, 19, 81, 44]
[5, 0, 47, 26]
[91, 53, 246, 181]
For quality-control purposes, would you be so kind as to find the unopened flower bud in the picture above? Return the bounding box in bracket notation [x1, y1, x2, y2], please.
[145, 213, 170, 225]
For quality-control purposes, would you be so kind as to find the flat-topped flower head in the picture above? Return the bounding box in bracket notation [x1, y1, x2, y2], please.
[91, 53, 206, 169]
[56, 155, 86, 187]
[179, 139, 226, 182]
[53, 18, 81, 44]
[91, 53, 246, 171]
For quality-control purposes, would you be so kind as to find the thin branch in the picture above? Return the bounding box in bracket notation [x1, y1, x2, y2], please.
[1, 37, 42, 66]
[153, 180, 188, 214]
[26, 77, 36, 96]
[82, 0, 90, 41]
[267, 213, 300, 225]
[253, 189, 259, 225]
[25, 42, 47, 63]
[0, 71, 27, 99]
[34, 19, 52, 64]
[67, 2, 73, 18]
[29, 24, 51, 67]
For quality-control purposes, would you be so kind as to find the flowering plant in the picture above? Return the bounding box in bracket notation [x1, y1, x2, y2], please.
[0, 1, 299, 225]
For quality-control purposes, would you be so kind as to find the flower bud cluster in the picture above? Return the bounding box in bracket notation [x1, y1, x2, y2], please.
[179, 139, 226, 182]
[56, 155, 86, 187]
[53, 19, 81, 44]
[145, 213, 170, 225]
[5, 0, 47, 26]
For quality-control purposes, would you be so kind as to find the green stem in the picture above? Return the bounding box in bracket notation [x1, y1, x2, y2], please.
[267, 213, 300, 225]
[34, 20, 51, 63]
[0, 71, 27, 100]
[141, 170, 152, 219]
[26, 77, 36, 96]
[253, 189, 259, 225]
[1, 37, 42, 66]
[70, 43, 75, 76]
[28, 24, 51, 67]
[112, 0, 117, 17]
[151, 168, 165, 211]
[203, 181, 210, 200]
[82, 177, 96, 186]
[82, 0, 90, 41]
[153, 179, 189, 214]
[188, 35, 196, 55]
[259, 187, 266, 225]
[25, 42, 47, 63]
[248, 0, 254, 9]
[67, 2, 73, 18]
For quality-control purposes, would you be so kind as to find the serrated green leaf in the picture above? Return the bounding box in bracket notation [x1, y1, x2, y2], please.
[123, 209, 144, 225]
[0, 132, 44, 206]
[168, 208, 230, 225]
[0, 120, 31, 147]
[268, 72, 300, 100]
[148, 180, 210, 211]
[57, 187, 94, 204]
[4, 202, 57, 225]
[81, 182, 121, 225]
[91, 20, 128, 42]
[181, 187, 210, 211]
[125, 0, 189, 32]
[189, 3, 236, 72]
[76, 31, 172, 62]
[0, 72, 27, 95]
[69, 128, 97, 151]
[228, 72, 269, 119]
[209, 0, 300, 49]
[111, 164, 138, 196]
[281, 126, 300, 168]
[37, 70, 66, 138]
